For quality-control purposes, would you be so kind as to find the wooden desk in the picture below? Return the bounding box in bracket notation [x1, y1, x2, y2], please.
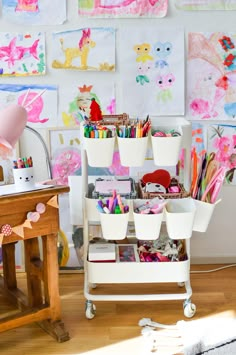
[0, 185, 70, 342]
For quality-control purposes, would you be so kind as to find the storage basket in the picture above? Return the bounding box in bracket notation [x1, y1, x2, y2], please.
[133, 211, 163, 240]
[138, 178, 189, 200]
[84, 136, 115, 167]
[151, 126, 182, 166]
[117, 136, 148, 167]
[165, 198, 196, 239]
[100, 212, 129, 240]
[192, 199, 217, 233]
[86, 113, 129, 126]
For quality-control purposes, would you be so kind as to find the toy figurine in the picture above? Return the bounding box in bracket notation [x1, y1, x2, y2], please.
[89, 98, 102, 121]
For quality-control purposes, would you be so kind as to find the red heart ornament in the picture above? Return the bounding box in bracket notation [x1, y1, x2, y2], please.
[142, 169, 171, 188]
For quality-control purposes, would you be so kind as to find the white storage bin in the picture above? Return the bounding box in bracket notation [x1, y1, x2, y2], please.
[100, 212, 129, 240]
[117, 136, 148, 167]
[87, 258, 190, 284]
[133, 211, 163, 240]
[84, 136, 115, 167]
[193, 199, 218, 233]
[165, 198, 196, 239]
[151, 127, 182, 166]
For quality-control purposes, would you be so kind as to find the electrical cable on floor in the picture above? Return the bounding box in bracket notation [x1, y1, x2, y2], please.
[190, 264, 236, 273]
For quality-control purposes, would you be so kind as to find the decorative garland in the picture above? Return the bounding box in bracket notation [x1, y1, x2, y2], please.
[0, 195, 59, 246]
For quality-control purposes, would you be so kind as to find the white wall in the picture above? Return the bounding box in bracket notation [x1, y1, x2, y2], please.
[2, 1, 236, 262]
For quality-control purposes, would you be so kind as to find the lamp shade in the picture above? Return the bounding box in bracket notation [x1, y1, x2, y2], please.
[0, 104, 27, 149]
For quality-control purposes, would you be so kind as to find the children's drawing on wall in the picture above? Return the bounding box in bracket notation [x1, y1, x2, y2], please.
[60, 83, 115, 127]
[188, 32, 236, 121]
[78, 0, 168, 18]
[49, 128, 129, 186]
[0, 32, 45, 76]
[177, 122, 207, 179]
[120, 28, 184, 117]
[58, 194, 84, 271]
[52, 28, 115, 71]
[0, 84, 58, 128]
[49, 128, 81, 186]
[192, 122, 207, 158]
[207, 124, 236, 184]
[175, 0, 236, 10]
[2, 0, 66, 25]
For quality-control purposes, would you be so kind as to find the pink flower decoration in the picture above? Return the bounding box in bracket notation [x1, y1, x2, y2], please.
[190, 99, 210, 115]
[213, 135, 236, 169]
[52, 148, 81, 185]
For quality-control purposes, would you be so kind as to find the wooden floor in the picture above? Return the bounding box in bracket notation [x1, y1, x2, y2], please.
[0, 264, 236, 355]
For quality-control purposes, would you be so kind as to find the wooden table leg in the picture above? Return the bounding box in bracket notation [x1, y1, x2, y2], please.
[2, 243, 17, 290]
[37, 234, 70, 343]
[24, 238, 43, 307]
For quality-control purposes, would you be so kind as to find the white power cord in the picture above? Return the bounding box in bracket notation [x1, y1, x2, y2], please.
[190, 263, 236, 273]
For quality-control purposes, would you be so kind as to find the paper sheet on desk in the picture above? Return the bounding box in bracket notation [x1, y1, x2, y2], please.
[0, 183, 54, 196]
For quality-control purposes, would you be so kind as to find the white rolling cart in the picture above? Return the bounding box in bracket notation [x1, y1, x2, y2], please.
[81, 116, 196, 320]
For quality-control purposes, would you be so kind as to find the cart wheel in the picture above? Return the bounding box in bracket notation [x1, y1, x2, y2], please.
[178, 282, 185, 287]
[183, 300, 196, 318]
[90, 283, 97, 289]
[85, 300, 96, 319]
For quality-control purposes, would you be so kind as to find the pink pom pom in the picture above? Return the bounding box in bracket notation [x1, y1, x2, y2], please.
[1, 224, 12, 236]
[36, 203, 46, 214]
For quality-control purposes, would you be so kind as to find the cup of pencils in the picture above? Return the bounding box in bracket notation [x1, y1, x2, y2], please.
[117, 116, 151, 167]
[97, 190, 130, 240]
[83, 124, 116, 167]
[13, 157, 35, 189]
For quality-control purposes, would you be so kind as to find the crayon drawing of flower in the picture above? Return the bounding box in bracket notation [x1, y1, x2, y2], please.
[210, 125, 236, 183]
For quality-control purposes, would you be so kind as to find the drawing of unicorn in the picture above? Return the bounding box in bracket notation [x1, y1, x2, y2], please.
[53, 29, 96, 70]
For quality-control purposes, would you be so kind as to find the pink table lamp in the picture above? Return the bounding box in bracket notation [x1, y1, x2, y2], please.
[0, 104, 27, 150]
[0, 104, 27, 185]
[0, 102, 52, 181]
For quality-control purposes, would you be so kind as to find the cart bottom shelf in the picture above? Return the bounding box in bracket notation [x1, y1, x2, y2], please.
[86, 259, 190, 284]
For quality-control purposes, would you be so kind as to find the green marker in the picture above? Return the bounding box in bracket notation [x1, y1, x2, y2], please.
[115, 205, 121, 214]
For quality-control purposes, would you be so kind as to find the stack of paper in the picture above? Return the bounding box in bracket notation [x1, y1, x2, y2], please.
[88, 243, 116, 262]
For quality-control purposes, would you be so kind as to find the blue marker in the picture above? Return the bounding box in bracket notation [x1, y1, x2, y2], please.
[96, 204, 104, 213]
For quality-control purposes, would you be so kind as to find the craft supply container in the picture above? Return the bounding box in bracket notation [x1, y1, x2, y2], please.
[13, 167, 35, 189]
[99, 211, 130, 240]
[165, 198, 196, 239]
[192, 199, 218, 233]
[133, 211, 163, 240]
[83, 136, 115, 167]
[151, 126, 182, 166]
[117, 136, 148, 167]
